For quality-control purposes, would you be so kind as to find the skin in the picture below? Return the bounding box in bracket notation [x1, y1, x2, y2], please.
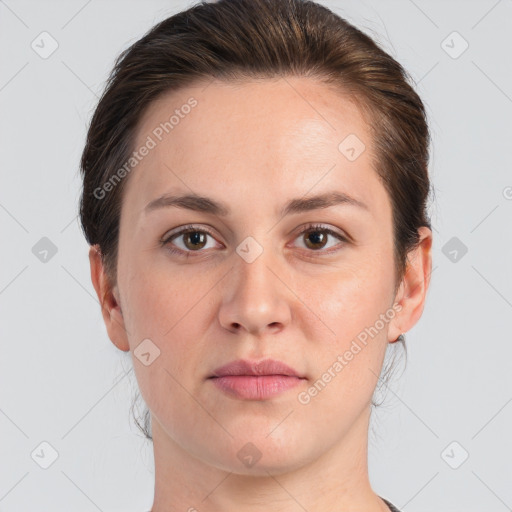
[89, 76, 432, 512]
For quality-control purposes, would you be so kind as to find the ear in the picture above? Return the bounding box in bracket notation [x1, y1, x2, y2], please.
[89, 245, 130, 352]
[388, 226, 433, 343]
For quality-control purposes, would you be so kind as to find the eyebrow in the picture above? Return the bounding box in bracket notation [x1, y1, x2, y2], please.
[144, 190, 369, 217]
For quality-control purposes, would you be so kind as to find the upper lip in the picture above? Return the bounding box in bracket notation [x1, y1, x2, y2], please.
[210, 358, 303, 378]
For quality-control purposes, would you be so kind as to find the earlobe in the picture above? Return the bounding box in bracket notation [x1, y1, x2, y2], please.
[88, 245, 130, 352]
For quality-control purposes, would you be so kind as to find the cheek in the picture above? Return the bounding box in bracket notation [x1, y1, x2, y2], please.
[120, 268, 211, 421]
[120, 252, 205, 336]
[121, 255, 221, 360]
[122, 241, 395, 377]
[292, 256, 394, 394]
[294, 253, 394, 338]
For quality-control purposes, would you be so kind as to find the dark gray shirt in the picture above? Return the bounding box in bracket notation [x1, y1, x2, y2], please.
[381, 496, 401, 512]
[146, 496, 402, 511]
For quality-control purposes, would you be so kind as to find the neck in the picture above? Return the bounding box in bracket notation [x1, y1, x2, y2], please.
[149, 405, 389, 512]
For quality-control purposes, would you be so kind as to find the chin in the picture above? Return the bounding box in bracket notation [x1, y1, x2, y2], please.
[204, 429, 312, 476]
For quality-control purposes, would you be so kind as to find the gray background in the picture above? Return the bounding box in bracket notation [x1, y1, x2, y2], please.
[1, 0, 511, 510]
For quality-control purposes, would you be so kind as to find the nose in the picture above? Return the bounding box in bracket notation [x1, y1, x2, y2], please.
[218, 246, 292, 336]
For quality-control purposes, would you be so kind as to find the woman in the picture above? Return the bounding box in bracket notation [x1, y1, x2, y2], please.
[80, 0, 433, 510]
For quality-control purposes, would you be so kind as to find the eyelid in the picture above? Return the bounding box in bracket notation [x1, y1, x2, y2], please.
[289, 223, 348, 252]
[161, 222, 349, 255]
[292, 223, 347, 240]
[161, 223, 219, 242]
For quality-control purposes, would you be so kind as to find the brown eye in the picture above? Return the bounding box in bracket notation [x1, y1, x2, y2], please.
[162, 226, 219, 255]
[303, 230, 328, 250]
[293, 224, 347, 253]
[182, 230, 208, 250]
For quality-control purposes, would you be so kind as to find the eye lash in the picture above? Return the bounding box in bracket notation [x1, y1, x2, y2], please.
[160, 224, 215, 245]
[159, 224, 218, 257]
[293, 223, 349, 254]
[160, 222, 348, 257]
[299, 223, 347, 242]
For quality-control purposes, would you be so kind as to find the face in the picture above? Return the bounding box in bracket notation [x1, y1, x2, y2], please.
[93, 76, 430, 475]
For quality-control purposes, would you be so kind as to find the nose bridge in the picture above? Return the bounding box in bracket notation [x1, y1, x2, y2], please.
[236, 236, 276, 295]
[218, 233, 291, 335]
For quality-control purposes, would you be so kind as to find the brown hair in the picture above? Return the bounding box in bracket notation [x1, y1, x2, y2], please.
[79, 0, 432, 440]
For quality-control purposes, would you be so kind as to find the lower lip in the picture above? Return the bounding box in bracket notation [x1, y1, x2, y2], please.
[210, 375, 304, 400]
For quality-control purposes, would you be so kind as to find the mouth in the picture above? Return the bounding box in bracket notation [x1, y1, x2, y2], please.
[208, 358, 306, 400]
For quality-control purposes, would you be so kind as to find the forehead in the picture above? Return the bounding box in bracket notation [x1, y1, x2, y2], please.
[126, 76, 386, 218]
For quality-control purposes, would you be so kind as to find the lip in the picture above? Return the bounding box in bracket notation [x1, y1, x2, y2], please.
[208, 359, 306, 400]
[210, 358, 302, 378]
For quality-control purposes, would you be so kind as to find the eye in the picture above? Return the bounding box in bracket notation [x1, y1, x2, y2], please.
[161, 223, 348, 257]
[292, 223, 348, 253]
[161, 225, 220, 255]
